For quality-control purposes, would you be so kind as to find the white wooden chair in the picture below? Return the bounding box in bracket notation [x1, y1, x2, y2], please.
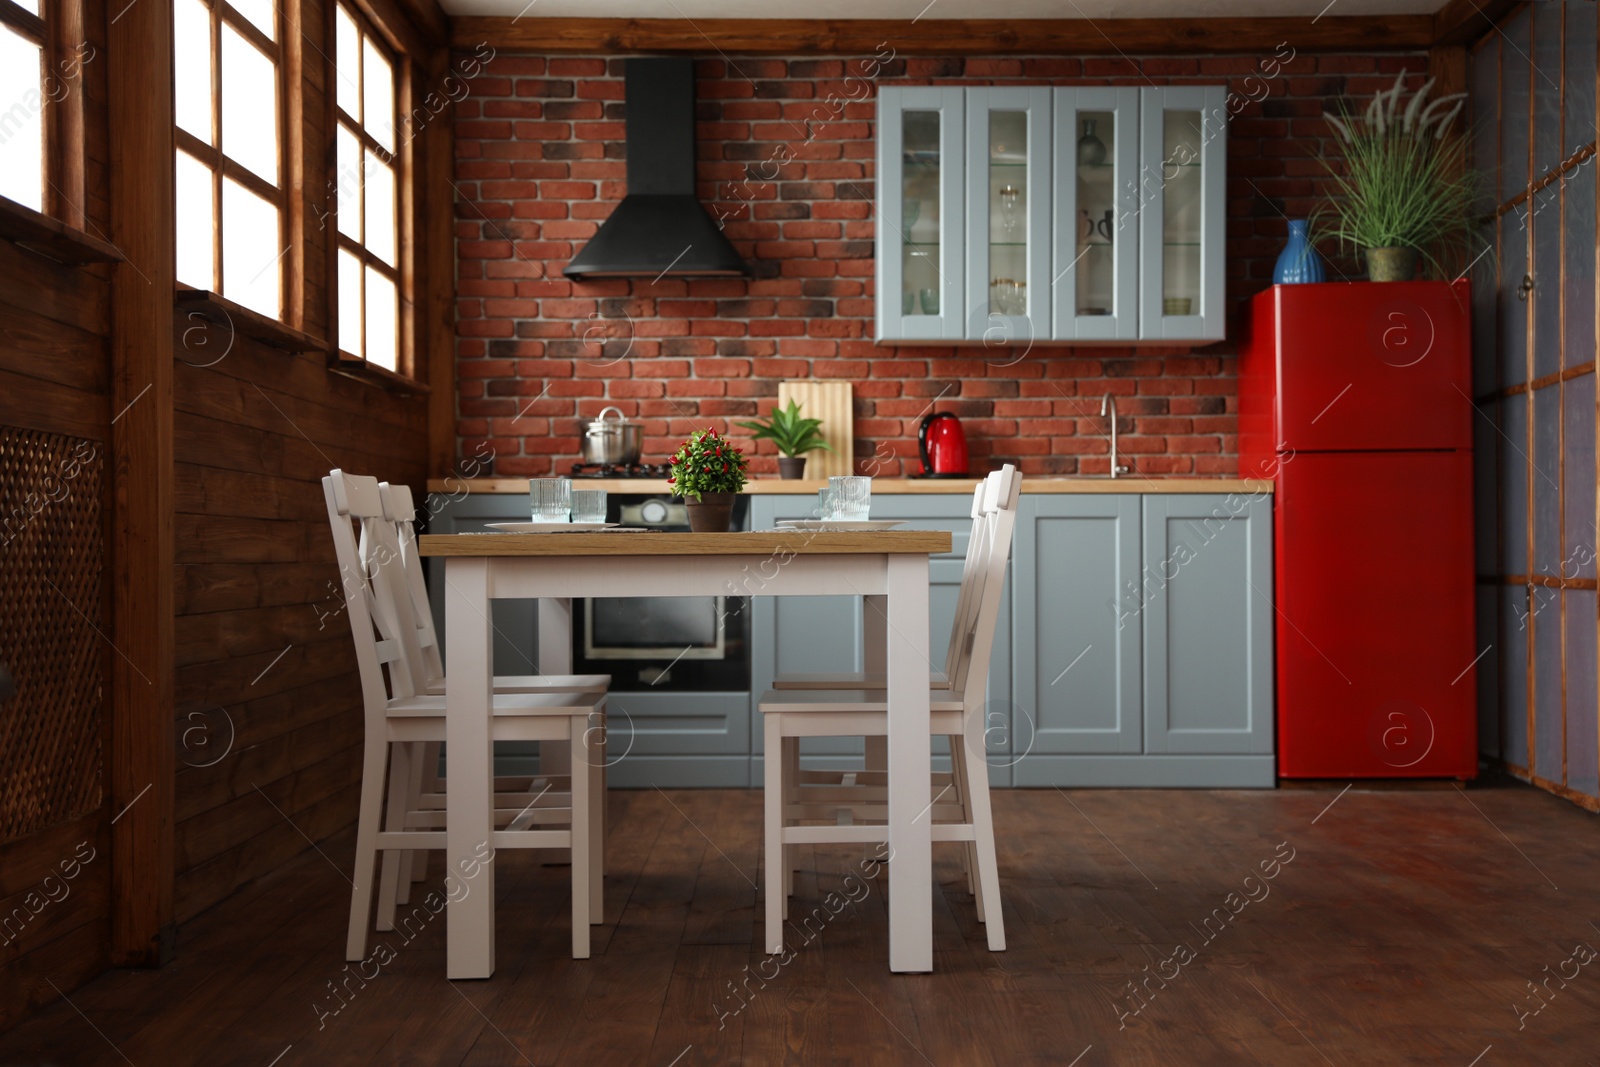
[757, 465, 1021, 955]
[376, 481, 610, 914]
[324, 470, 603, 961]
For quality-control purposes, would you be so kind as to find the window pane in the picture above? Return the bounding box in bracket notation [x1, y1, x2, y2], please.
[230, 0, 276, 41]
[362, 40, 395, 152]
[174, 0, 213, 144]
[336, 124, 361, 240]
[365, 266, 397, 370]
[220, 23, 278, 184]
[364, 152, 395, 266]
[338, 248, 361, 357]
[175, 151, 215, 288]
[221, 176, 280, 318]
[335, 5, 360, 121]
[0, 27, 45, 211]
[11, 0, 40, 13]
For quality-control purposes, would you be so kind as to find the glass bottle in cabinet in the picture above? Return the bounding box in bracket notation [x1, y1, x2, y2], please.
[877, 87, 965, 341]
[1052, 87, 1139, 341]
[965, 88, 1050, 344]
[1139, 86, 1226, 341]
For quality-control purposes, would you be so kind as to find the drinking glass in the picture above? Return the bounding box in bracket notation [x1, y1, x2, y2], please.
[816, 487, 839, 520]
[828, 476, 871, 521]
[570, 489, 607, 524]
[919, 288, 939, 315]
[529, 478, 572, 522]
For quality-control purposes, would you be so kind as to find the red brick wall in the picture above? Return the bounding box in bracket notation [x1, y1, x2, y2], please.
[451, 50, 1428, 478]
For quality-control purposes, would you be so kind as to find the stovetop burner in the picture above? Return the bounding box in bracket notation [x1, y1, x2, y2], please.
[570, 462, 672, 479]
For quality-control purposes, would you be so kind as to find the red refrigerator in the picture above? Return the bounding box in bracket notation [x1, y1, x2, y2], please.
[1240, 281, 1477, 779]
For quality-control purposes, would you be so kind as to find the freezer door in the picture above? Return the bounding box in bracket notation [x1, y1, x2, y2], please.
[1272, 281, 1473, 453]
[1276, 450, 1477, 778]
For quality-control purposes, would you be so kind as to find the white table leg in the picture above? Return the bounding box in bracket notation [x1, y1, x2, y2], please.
[885, 554, 932, 973]
[445, 558, 495, 979]
[863, 594, 888, 775]
[539, 597, 573, 780]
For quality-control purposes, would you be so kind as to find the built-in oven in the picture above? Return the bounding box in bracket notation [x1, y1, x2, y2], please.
[568, 473, 751, 692]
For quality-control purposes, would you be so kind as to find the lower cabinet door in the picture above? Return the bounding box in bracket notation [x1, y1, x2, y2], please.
[1013, 495, 1144, 756]
[1141, 493, 1274, 755]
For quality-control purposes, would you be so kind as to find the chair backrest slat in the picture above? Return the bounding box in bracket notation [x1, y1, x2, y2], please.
[323, 472, 414, 726]
[380, 481, 446, 686]
[950, 465, 1021, 700]
[940, 481, 993, 681]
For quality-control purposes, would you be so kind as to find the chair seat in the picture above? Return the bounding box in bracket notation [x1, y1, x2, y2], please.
[421, 673, 610, 697]
[389, 692, 605, 718]
[772, 669, 949, 691]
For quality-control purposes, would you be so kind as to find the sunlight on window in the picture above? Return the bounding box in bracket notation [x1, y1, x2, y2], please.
[365, 266, 397, 371]
[175, 150, 214, 288]
[173, 0, 212, 144]
[220, 24, 278, 184]
[221, 177, 280, 318]
[0, 26, 45, 212]
[364, 152, 395, 266]
[335, 5, 360, 121]
[229, 0, 275, 41]
[337, 248, 361, 357]
[362, 40, 394, 152]
[336, 124, 360, 241]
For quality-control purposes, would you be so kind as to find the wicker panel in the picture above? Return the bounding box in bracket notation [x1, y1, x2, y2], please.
[0, 426, 105, 844]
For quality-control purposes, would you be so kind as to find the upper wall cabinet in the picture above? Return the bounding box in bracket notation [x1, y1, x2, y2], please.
[877, 87, 967, 341]
[876, 85, 1227, 346]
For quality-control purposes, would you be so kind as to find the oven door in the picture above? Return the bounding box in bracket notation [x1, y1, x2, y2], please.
[584, 596, 727, 660]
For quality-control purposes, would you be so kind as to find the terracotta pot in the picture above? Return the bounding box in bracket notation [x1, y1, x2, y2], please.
[776, 456, 807, 480]
[686, 492, 737, 532]
[1366, 246, 1418, 283]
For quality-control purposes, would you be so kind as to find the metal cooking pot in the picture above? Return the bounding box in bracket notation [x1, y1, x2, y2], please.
[581, 406, 643, 466]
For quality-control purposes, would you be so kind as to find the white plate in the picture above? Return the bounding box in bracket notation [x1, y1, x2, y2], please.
[486, 522, 619, 533]
[775, 520, 906, 531]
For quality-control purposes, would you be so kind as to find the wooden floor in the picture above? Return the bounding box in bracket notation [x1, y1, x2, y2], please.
[3, 777, 1598, 1065]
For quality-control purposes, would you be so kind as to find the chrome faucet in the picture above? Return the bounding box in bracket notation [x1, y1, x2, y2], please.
[1101, 393, 1130, 478]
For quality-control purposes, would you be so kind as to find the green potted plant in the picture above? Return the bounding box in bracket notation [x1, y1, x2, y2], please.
[736, 398, 833, 479]
[1311, 73, 1485, 282]
[667, 427, 749, 532]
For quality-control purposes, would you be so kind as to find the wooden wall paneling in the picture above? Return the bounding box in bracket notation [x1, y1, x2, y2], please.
[107, 0, 177, 967]
[1433, 0, 1524, 47]
[448, 15, 1437, 54]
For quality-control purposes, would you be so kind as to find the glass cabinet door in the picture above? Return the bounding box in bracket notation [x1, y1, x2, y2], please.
[1052, 87, 1139, 342]
[964, 88, 1051, 345]
[1138, 86, 1226, 341]
[876, 87, 966, 341]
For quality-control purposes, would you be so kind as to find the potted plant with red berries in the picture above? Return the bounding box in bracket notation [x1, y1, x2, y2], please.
[667, 427, 749, 532]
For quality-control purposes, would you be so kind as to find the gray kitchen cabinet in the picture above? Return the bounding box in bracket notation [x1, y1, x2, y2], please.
[1141, 494, 1273, 758]
[1011, 495, 1143, 758]
[877, 85, 1228, 345]
[747, 493, 1014, 785]
[1011, 491, 1274, 788]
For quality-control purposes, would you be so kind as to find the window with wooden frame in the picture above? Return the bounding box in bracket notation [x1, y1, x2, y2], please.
[173, 0, 286, 321]
[332, 2, 403, 374]
[0, 0, 88, 220]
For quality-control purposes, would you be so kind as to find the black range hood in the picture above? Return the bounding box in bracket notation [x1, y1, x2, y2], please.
[563, 58, 751, 280]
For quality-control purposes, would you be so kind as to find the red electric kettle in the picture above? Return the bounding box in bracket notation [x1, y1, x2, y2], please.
[917, 412, 969, 478]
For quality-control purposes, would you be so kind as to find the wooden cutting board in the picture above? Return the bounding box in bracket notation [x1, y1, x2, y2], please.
[777, 380, 853, 479]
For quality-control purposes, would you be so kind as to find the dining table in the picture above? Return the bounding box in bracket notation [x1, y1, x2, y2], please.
[416, 528, 953, 979]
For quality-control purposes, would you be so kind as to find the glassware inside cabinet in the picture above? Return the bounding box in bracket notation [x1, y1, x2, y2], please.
[1161, 109, 1203, 316]
[1074, 110, 1115, 317]
[901, 110, 941, 316]
[988, 110, 1027, 315]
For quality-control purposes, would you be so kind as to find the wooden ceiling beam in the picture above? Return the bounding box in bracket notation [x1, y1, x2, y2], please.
[1432, 0, 1521, 48]
[448, 15, 1437, 55]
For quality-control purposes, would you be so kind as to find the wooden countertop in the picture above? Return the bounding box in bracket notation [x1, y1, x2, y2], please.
[419, 530, 954, 556]
[426, 477, 1274, 496]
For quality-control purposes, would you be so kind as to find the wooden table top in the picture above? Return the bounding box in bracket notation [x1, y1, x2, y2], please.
[418, 530, 955, 557]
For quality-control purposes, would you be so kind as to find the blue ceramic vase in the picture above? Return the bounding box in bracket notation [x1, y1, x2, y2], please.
[1273, 219, 1326, 284]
